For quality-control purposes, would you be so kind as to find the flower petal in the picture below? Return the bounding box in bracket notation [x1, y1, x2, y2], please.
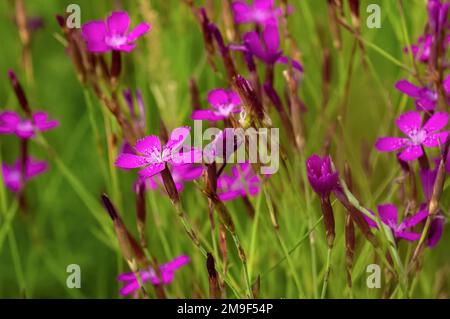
[415, 98, 436, 111]
[398, 145, 423, 161]
[444, 75, 450, 94]
[375, 137, 408, 152]
[25, 158, 48, 179]
[243, 31, 266, 60]
[81, 21, 107, 42]
[32, 112, 59, 131]
[191, 110, 225, 121]
[0, 111, 20, 133]
[377, 203, 398, 226]
[395, 111, 422, 136]
[115, 154, 149, 169]
[254, 0, 275, 9]
[86, 41, 110, 53]
[422, 131, 448, 147]
[263, 24, 280, 54]
[232, 1, 252, 24]
[135, 135, 161, 155]
[427, 215, 445, 248]
[127, 22, 151, 42]
[399, 209, 428, 230]
[219, 190, 242, 201]
[277, 56, 304, 72]
[138, 163, 165, 178]
[165, 127, 191, 152]
[423, 111, 449, 133]
[107, 11, 130, 36]
[117, 43, 136, 52]
[163, 255, 190, 272]
[395, 231, 421, 241]
[394, 80, 421, 97]
[207, 89, 230, 108]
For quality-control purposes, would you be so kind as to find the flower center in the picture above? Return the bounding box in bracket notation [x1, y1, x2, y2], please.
[408, 129, 427, 145]
[17, 120, 33, 133]
[216, 103, 235, 116]
[252, 9, 270, 23]
[105, 35, 127, 48]
[9, 171, 21, 183]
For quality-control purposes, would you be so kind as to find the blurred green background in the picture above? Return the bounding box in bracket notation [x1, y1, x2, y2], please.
[0, 0, 448, 298]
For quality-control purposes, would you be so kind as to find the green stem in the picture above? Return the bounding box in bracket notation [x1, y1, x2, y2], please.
[321, 247, 332, 299]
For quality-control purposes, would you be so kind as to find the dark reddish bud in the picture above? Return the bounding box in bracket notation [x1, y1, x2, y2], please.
[161, 165, 180, 206]
[206, 253, 221, 298]
[209, 23, 237, 86]
[110, 50, 122, 85]
[198, 8, 217, 70]
[233, 75, 265, 122]
[333, 186, 378, 247]
[348, 0, 360, 28]
[8, 69, 31, 115]
[135, 182, 147, 248]
[264, 81, 295, 141]
[320, 196, 336, 248]
[189, 78, 202, 111]
[345, 214, 355, 287]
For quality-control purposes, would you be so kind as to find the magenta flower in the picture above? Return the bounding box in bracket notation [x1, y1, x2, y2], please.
[405, 35, 450, 64]
[115, 127, 198, 177]
[375, 111, 449, 161]
[191, 89, 241, 121]
[117, 255, 190, 296]
[137, 164, 203, 193]
[306, 154, 339, 197]
[365, 204, 428, 241]
[238, 25, 303, 72]
[2, 157, 47, 192]
[232, 0, 286, 26]
[217, 163, 261, 201]
[0, 110, 59, 139]
[427, 0, 449, 35]
[81, 11, 151, 53]
[395, 76, 450, 111]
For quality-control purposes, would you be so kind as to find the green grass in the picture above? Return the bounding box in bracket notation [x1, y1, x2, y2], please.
[0, 0, 449, 298]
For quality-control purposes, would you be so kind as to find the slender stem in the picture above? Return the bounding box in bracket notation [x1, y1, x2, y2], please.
[321, 247, 332, 299]
[230, 232, 253, 299]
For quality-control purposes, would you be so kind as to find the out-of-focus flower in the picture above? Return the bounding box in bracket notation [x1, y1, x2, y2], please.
[427, 0, 449, 35]
[117, 255, 190, 296]
[420, 164, 439, 202]
[137, 164, 203, 193]
[232, 0, 286, 26]
[236, 24, 303, 72]
[81, 11, 151, 53]
[365, 204, 429, 241]
[406, 35, 450, 63]
[395, 76, 450, 111]
[203, 128, 245, 163]
[404, 0, 450, 63]
[123, 89, 146, 131]
[2, 157, 47, 192]
[217, 162, 261, 201]
[0, 110, 59, 139]
[427, 214, 445, 247]
[115, 127, 198, 177]
[375, 111, 449, 161]
[306, 154, 339, 197]
[191, 89, 241, 121]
